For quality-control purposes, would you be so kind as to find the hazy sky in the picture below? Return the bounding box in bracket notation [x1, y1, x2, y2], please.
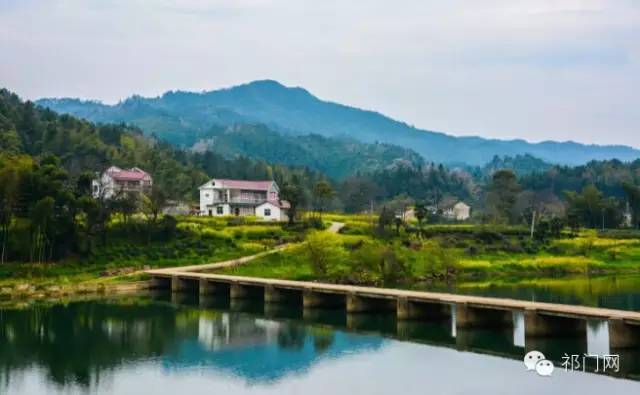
[1, 0, 639, 146]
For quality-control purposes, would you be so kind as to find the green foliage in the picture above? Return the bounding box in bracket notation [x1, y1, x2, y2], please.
[486, 169, 520, 224]
[304, 231, 348, 277]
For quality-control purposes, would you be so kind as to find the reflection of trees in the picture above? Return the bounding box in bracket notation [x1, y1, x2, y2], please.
[0, 298, 381, 391]
[277, 323, 307, 350]
[310, 327, 335, 353]
[0, 299, 183, 388]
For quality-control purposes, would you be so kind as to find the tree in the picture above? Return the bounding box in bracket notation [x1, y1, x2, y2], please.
[281, 181, 306, 225]
[376, 206, 394, 239]
[304, 231, 346, 278]
[113, 193, 138, 224]
[142, 186, 167, 243]
[312, 180, 334, 221]
[0, 157, 25, 263]
[564, 185, 615, 229]
[414, 203, 427, 238]
[30, 197, 55, 263]
[622, 182, 640, 228]
[486, 169, 520, 224]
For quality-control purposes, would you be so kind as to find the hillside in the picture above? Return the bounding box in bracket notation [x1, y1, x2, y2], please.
[0, 88, 324, 200]
[197, 123, 423, 179]
[37, 80, 640, 166]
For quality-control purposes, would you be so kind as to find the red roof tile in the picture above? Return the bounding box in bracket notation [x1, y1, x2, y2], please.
[108, 167, 150, 181]
[213, 179, 274, 191]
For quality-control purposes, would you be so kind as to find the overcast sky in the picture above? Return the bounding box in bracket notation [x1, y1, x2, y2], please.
[1, 0, 639, 146]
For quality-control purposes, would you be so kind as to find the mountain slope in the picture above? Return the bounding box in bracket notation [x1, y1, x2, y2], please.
[37, 80, 640, 166]
[195, 123, 423, 179]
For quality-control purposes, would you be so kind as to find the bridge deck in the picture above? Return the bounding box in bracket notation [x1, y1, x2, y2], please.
[146, 269, 640, 325]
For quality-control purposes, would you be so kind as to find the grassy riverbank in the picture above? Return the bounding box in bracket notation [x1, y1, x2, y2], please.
[0, 216, 305, 290]
[217, 214, 640, 286]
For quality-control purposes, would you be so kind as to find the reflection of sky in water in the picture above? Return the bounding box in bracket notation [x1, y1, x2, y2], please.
[161, 329, 385, 383]
[9, 340, 640, 395]
[2, 301, 640, 395]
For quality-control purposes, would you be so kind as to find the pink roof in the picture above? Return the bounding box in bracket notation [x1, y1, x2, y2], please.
[214, 179, 274, 191]
[107, 167, 150, 181]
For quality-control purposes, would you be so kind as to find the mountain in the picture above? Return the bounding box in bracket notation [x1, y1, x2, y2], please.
[193, 123, 423, 179]
[482, 154, 553, 177]
[36, 80, 640, 166]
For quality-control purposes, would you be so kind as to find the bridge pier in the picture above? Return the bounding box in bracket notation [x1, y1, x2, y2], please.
[303, 290, 345, 309]
[150, 276, 171, 290]
[524, 309, 586, 337]
[346, 294, 396, 314]
[265, 286, 302, 304]
[609, 319, 640, 349]
[199, 279, 229, 296]
[456, 304, 512, 328]
[171, 277, 198, 293]
[397, 298, 450, 321]
[230, 283, 264, 300]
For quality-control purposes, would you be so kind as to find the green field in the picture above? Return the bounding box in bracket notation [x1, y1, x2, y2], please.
[0, 215, 304, 288]
[217, 216, 640, 287]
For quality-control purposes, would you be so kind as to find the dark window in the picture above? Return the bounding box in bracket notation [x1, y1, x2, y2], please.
[264, 208, 271, 217]
[216, 206, 223, 215]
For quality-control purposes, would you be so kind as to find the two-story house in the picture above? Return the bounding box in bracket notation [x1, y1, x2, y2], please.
[92, 166, 153, 200]
[199, 179, 289, 221]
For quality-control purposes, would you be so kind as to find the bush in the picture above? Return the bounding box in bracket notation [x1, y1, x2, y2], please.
[304, 231, 348, 278]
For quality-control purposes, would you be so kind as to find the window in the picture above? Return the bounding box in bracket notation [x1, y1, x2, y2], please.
[264, 208, 271, 217]
[205, 193, 210, 197]
[216, 206, 223, 215]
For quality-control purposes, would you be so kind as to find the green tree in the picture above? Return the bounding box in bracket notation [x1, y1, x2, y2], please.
[304, 231, 346, 278]
[0, 157, 26, 263]
[486, 169, 520, 224]
[143, 186, 167, 243]
[281, 181, 306, 225]
[312, 180, 334, 221]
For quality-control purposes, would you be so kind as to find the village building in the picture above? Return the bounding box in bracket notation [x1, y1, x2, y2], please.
[401, 201, 471, 222]
[92, 166, 152, 200]
[442, 201, 471, 221]
[199, 178, 290, 221]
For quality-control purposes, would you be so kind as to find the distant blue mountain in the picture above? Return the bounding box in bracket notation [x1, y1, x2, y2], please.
[36, 80, 640, 166]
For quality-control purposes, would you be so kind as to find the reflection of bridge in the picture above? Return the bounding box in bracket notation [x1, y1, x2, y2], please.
[164, 294, 640, 381]
[147, 270, 640, 352]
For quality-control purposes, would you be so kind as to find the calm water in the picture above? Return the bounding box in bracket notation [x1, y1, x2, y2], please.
[419, 274, 640, 311]
[1, 293, 640, 395]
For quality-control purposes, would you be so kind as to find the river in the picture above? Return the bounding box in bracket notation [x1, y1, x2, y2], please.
[1, 288, 639, 395]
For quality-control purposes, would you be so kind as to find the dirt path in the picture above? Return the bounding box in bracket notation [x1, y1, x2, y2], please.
[148, 221, 344, 274]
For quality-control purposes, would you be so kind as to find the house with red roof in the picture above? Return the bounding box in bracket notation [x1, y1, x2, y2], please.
[92, 166, 153, 200]
[199, 178, 290, 221]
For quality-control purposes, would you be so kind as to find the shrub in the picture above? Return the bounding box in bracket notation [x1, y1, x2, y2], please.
[304, 231, 348, 278]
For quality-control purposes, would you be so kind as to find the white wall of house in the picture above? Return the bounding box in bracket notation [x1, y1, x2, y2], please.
[452, 203, 471, 221]
[200, 185, 216, 215]
[202, 203, 231, 217]
[256, 202, 281, 221]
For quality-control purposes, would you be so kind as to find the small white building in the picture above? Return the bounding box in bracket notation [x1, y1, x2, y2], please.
[199, 178, 289, 221]
[443, 202, 471, 221]
[92, 166, 152, 200]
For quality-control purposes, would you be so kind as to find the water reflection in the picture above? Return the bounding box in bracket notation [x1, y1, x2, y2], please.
[421, 274, 640, 311]
[1, 294, 640, 395]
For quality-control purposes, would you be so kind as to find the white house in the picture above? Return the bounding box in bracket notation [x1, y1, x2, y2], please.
[443, 202, 471, 221]
[92, 166, 152, 200]
[199, 178, 290, 221]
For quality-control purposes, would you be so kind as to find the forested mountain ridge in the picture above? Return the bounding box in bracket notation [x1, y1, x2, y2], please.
[197, 123, 424, 179]
[37, 80, 640, 166]
[0, 88, 327, 200]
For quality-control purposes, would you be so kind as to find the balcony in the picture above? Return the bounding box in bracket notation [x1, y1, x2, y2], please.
[210, 197, 267, 205]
